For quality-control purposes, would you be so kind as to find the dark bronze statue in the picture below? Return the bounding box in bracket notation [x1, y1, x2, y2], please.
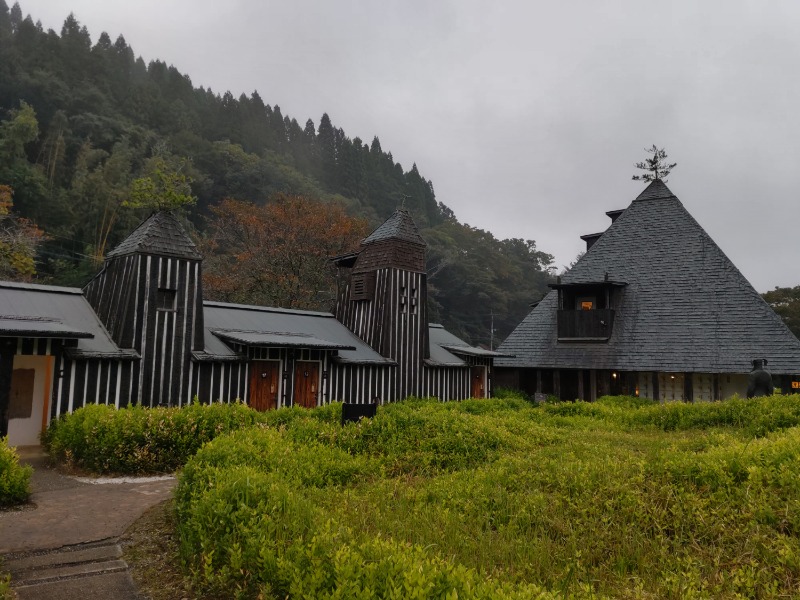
[747, 358, 774, 398]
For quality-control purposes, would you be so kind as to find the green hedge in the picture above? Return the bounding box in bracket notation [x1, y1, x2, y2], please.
[177, 395, 800, 598]
[0, 436, 31, 506]
[177, 419, 562, 599]
[41, 402, 269, 474]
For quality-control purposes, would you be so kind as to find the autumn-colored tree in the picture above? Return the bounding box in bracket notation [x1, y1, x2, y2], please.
[202, 194, 368, 310]
[0, 184, 44, 280]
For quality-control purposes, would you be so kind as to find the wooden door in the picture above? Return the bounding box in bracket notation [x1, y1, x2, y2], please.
[471, 366, 486, 398]
[294, 361, 320, 408]
[249, 361, 280, 411]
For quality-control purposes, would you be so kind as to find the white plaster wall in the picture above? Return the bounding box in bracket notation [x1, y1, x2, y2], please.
[719, 374, 749, 399]
[658, 372, 686, 401]
[7, 355, 52, 447]
[692, 373, 714, 402]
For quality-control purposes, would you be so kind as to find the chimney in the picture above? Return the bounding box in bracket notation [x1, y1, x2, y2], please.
[580, 232, 603, 251]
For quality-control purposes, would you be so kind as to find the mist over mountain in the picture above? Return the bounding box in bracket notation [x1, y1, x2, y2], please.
[0, 1, 554, 345]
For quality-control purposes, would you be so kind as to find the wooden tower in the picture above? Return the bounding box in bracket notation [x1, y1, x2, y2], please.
[84, 212, 204, 407]
[335, 209, 429, 401]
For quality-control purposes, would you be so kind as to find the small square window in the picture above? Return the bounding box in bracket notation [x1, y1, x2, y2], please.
[156, 288, 177, 311]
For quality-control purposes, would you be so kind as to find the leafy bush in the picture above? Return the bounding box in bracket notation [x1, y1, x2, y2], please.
[0, 436, 31, 506]
[176, 395, 800, 598]
[42, 402, 268, 474]
[177, 421, 564, 599]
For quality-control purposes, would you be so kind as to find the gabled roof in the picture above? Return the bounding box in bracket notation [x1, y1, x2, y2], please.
[362, 209, 426, 246]
[201, 301, 395, 365]
[0, 282, 135, 359]
[107, 211, 202, 260]
[426, 323, 510, 366]
[497, 180, 800, 374]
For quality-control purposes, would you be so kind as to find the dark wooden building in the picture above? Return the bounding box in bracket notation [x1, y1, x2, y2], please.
[496, 179, 800, 401]
[1, 209, 506, 444]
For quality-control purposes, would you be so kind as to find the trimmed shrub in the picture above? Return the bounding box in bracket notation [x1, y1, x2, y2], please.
[176, 395, 800, 598]
[42, 402, 268, 474]
[177, 423, 563, 599]
[0, 436, 31, 506]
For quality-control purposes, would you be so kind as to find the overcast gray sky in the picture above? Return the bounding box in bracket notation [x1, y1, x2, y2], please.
[18, 0, 800, 292]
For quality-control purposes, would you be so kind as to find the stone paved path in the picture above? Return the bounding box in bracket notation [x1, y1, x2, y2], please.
[1, 447, 176, 599]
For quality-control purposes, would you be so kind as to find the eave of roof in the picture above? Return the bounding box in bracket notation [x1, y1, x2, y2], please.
[0, 317, 94, 339]
[212, 329, 356, 351]
[440, 344, 514, 358]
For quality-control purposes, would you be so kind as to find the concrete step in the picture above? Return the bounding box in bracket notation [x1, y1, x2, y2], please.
[5, 542, 122, 575]
[14, 571, 141, 600]
[13, 558, 128, 586]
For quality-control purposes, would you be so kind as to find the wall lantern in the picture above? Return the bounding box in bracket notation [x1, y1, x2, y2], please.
[611, 372, 617, 379]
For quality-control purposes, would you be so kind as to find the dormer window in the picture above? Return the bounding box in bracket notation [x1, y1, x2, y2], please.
[549, 278, 627, 342]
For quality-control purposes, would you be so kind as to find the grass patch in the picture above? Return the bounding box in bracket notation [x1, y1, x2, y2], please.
[176, 395, 800, 598]
[121, 498, 222, 600]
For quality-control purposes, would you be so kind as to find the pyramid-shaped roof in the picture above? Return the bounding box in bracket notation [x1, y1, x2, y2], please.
[107, 211, 202, 260]
[497, 180, 800, 374]
[362, 209, 426, 246]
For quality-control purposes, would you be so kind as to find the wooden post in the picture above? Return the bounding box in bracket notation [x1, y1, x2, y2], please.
[712, 373, 720, 401]
[0, 340, 15, 437]
[553, 370, 561, 399]
[536, 370, 542, 394]
[590, 370, 597, 402]
[684, 373, 693, 403]
[577, 369, 584, 401]
[652, 372, 661, 404]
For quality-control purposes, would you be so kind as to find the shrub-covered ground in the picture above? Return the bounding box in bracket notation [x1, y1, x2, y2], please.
[41, 402, 269, 474]
[0, 436, 31, 507]
[175, 394, 800, 599]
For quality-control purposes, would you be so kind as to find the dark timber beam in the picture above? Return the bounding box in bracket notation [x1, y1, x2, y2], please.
[0, 339, 16, 437]
[652, 372, 660, 403]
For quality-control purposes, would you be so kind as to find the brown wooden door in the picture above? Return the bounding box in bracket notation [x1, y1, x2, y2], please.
[293, 361, 320, 408]
[471, 366, 486, 398]
[249, 361, 280, 411]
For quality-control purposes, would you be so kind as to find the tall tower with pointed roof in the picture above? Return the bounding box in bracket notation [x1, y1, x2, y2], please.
[84, 211, 205, 407]
[334, 208, 430, 401]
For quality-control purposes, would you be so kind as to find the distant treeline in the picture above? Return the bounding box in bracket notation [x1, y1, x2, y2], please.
[0, 1, 554, 345]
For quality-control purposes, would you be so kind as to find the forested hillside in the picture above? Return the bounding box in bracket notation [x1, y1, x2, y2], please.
[0, 2, 554, 345]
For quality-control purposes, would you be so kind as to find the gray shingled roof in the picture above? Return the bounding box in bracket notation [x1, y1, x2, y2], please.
[0, 282, 135, 359]
[107, 211, 202, 260]
[201, 301, 395, 365]
[426, 323, 510, 366]
[362, 209, 426, 246]
[497, 180, 800, 375]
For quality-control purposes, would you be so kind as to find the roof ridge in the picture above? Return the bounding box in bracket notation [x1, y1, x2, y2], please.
[633, 179, 676, 202]
[0, 281, 83, 294]
[107, 211, 202, 260]
[362, 208, 426, 246]
[203, 300, 334, 318]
